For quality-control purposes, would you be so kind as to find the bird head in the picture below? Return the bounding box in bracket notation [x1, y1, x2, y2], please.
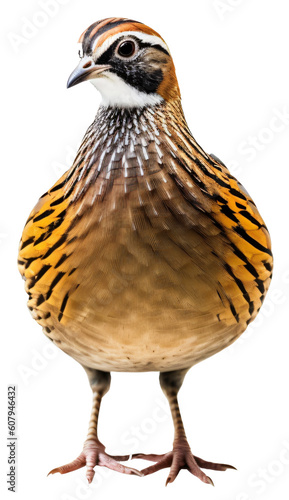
[67, 17, 180, 108]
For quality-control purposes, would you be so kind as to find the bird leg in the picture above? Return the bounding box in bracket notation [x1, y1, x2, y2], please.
[48, 368, 142, 483]
[128, 369, 236, 486]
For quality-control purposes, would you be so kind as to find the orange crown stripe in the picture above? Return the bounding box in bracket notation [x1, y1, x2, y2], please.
[78, 18, 166, 50]
[89, 18, 123, 39]
[78, 18, 135, 44]
[93, 22, 165, 52]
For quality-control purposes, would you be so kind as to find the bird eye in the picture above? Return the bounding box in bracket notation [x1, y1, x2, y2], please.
[116, 40, 137, 58]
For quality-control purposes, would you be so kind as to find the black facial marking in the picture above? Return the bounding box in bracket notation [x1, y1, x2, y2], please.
[95, 37, 167, 94]
[136, 42, 170, 56]
[96, 42, 117, 65]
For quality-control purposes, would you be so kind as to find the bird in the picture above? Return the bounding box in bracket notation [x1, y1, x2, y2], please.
[18, 17, 273, 487]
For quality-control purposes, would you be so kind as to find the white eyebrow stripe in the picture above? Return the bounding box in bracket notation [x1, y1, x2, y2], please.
[92, 31, 170, 59]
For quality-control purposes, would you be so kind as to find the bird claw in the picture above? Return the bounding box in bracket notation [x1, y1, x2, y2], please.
[47, 438, 235, 485]
[129, 445, 236, 486]
[48, 439, 143, 483]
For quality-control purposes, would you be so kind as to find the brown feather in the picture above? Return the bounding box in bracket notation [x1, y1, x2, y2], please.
[18, 99, 272, 372]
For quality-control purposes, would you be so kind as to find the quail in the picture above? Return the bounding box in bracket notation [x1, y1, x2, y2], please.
[18, 17, 273, 486]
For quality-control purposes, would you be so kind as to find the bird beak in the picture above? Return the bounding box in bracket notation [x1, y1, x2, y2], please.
[67, 57, 110, 89]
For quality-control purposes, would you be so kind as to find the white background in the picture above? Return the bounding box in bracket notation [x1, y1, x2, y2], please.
[1, 1, 289, 499]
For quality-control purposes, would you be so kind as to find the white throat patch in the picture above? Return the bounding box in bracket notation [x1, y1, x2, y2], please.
[91, 72, 163, 108]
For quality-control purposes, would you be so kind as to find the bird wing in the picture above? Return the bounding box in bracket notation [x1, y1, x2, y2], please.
[18, 170, 72, 279]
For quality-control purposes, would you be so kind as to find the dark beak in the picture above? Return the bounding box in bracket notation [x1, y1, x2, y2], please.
[67, 57, 110, 89]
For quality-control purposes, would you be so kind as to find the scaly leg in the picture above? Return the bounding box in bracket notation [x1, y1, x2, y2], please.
[48, 368, 142, 483]
[128, 369, 236, 486]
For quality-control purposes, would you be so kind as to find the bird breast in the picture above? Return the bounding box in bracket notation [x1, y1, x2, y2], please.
[18, 102, 273, 372]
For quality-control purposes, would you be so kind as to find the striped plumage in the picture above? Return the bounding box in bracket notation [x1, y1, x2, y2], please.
[18, 18, 273, 486]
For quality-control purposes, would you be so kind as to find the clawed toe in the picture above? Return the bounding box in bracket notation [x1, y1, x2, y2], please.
[128, 447, 236, 486]
[98, 453, 143, 477]
[48, 437, 235, 486]
[48, 440, 143, 483]
[48, 453, 86, 475]
[194, 455, 237, 471]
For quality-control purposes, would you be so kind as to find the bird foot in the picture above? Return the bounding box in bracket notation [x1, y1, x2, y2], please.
[48, 439, 143, 483]
[130, 440, 236, 486]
